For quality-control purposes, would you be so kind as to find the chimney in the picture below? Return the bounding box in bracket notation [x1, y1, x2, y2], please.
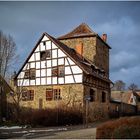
[101, 34, 107, 42]
[75, 43, 83, 56]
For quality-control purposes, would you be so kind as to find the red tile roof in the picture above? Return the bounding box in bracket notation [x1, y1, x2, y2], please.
[58, 23, 111, 49]
[58, 23, 96, 40]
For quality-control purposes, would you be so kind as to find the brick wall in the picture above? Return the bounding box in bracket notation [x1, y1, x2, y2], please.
[83, 85, 110, 122]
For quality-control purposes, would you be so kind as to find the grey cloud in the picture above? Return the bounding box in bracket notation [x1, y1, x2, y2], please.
[0, 1, 140, 87]
[110, 51, 138, 72]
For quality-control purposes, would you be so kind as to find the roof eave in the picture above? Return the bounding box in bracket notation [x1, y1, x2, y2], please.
[57, 34, 97, 40]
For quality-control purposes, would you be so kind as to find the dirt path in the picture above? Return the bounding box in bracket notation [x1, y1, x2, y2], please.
[37, 127, 96, 139]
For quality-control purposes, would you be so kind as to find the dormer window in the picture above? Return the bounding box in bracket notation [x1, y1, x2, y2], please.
[40, 50, 51, 60]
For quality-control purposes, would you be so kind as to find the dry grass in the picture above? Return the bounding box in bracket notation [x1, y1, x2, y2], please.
[96, 116, 140, 139]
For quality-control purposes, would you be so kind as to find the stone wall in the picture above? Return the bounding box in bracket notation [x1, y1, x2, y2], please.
[96, 38, 109, 77]
[83, 84, 110, 122]
[60, 37, 96, 64]
[20, 84, 84, 110]
[60, 36, 109, 78]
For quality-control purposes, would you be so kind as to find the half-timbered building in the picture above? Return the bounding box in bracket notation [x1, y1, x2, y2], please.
[14, 23, 112, 121]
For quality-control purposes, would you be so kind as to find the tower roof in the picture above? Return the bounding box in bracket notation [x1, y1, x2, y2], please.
[58, 23, 97, 40]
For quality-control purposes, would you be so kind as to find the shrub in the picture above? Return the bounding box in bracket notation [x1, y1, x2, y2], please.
[18, 107, 83, 127]
[112, 125, 140, 139]
[96, 116, 140, 139]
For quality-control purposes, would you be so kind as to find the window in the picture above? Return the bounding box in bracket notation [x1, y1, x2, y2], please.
[52, 67, 58, 77]
[90, 89, 95, 102]
[40, 50, 51, 60]
[43, 42, 46, 46]
[54, 89, 61, 100]
[58, 66, 64, 77]
[24, 69, 35, 79]
[46, 88, 62, 101]
[46, 88, 53, 101]
[30, 69, 35, 79]
[130, 98, 133, 103]
[52, 66, 64, 77]
[22, 90, 34, 101]
[24, 70, 30, 79]
[101, 92, 106, 102]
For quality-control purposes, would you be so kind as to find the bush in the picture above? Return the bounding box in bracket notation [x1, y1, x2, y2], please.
[96, 116, 140, 139]
[18, 107, 83, 127]
[113, 125, 140, 139]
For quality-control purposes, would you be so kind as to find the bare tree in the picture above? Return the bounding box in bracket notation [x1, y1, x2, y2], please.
[128, 83, 138, 91]
[8, 65, 29, 122]
[112, 80, 126, 91]
[0, 30, 17, 78]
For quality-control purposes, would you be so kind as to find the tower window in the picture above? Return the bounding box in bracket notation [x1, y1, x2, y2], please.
[101, 92, 106, 102]
[90, 89, 95, 102]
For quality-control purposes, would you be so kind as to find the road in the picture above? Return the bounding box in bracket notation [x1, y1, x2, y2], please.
[0, 121, 105, 139]
[37, 127, 96, 139]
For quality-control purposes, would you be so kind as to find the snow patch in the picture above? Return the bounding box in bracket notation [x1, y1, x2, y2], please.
[0, 125, 27, 129]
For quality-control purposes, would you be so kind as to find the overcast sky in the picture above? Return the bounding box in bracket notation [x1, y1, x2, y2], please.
[0, 1, 140, 87]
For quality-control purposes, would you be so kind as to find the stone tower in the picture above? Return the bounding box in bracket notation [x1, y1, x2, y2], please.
[58, 23, 111, 78]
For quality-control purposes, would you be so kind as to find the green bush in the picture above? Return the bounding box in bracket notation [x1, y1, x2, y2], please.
[96, 116, 140, 139]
